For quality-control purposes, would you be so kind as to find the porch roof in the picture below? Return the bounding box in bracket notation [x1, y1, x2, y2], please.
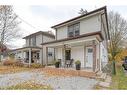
[23, 31, 55, 39]
[10, 46, 42, 52]
[41, 31, 103, 47]
[42, 32, 102, 48]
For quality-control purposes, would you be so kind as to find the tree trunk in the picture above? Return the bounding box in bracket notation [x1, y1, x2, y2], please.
[0, 54, 1, 62]
[112, 60, 116, 75]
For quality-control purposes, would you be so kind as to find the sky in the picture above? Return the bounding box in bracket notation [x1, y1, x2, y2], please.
[1, 0, 127, 49]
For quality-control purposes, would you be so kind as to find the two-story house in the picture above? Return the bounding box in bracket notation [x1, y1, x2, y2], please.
[42, 6, 109, 72]
[11, 31, 55, 65]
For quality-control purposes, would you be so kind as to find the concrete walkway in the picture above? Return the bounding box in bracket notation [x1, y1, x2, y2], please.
[123, 69, 127, 76]
[0, 70, 98, 90]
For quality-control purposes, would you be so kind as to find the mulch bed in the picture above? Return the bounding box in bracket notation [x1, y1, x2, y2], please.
[39, 67, 96, 78]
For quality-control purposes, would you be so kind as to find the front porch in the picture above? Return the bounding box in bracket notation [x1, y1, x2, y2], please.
[43, 34, 102, 72]
[10, 47, 43, 66]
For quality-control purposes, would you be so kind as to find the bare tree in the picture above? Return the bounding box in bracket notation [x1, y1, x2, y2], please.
[78, 8, 88, 15]
[108, 11, 127, 75]
[0, 5, 21, 45]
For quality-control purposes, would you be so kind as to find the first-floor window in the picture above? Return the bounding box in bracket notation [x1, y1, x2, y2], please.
[37, 53, 39, 59]
[48, 52, 52, 57]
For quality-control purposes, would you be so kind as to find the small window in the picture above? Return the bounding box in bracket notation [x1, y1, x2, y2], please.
[37, 53, 39, 59]
[88, 48, 93, 53]
[48, 52, 52, 57]
[68, 32, 74, 37]
[74, 23, 80, 36]
[32, 36, 36, 46]
[75, 30, 79, 36]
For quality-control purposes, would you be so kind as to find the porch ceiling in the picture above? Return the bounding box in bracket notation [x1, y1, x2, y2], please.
[44, 35, 100, 48]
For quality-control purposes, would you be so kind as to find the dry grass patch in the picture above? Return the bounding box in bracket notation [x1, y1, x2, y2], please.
[93, 84, 109, 90]
[0, 65, 32, 74]
[1, 80, 52, 90]
[93, 85, 104, 90]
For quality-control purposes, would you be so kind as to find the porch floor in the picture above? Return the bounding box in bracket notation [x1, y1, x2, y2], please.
[43, 66, 97, 79]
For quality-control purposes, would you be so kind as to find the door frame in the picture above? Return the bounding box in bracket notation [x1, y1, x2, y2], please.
[65, 49, 71, 60]
[85, 46, 93, 69]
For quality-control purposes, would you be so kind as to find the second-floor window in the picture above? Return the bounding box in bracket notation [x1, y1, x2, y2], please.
[68, 23, 80, 37]
[32, 36, 36, 46]
[29, 36, 36, 46]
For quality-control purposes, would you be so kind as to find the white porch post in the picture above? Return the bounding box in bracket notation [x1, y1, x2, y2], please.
[21, 50, 24, 63]
[92, 40, 96, 72]
[46, 47, 48, 66]
[29, 48, 32, 67]
[54, 48, 55, 60]
[39, 49, 43, 64]
[15, 51, 18, 59]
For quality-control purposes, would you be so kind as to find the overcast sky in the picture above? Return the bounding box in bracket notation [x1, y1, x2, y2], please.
[4, 2, 127, 49]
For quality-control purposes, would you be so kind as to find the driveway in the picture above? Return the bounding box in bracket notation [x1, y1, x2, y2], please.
[0, 70, 98, 90]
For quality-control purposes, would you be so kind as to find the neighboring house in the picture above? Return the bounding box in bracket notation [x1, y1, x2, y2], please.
[42, 6, 109, 72]
[0, 42, 7, 53]
[0, 42, 8, 61]
[10, 31, 55, 65]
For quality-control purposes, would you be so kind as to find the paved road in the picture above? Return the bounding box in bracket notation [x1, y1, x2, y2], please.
[0, 71, 98, 90]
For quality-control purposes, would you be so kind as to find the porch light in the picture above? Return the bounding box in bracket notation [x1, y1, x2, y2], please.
[64, 44, 71, 48]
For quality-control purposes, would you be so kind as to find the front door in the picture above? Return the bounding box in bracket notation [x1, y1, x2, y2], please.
[65, 50, 71, 60]
[86, 47, 93, 68]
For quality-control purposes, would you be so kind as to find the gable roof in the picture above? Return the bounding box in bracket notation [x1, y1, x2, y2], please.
[51, 6, 107, 28]
[23, 31, 55, 39]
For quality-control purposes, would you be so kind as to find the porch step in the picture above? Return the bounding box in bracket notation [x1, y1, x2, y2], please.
[96, 73, 107, 81]
[96, 71, 103, 76]
[97, 76, 112, 88]
[105, 75, 112, 83]
[98, 81, 110, 88]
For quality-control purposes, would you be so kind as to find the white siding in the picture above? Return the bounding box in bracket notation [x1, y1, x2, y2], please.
[57, 26, 67, 40]
[56, 48, 63, 59]
[71, 46, 84, 68]
[100, 42, 108, 70]
[25, 35, 54, 47]
[101, 14, 108, 40]
[26, 39, 29, 47]
[15, 52, 25, 59]
[80, 15, 101, 35]
[56, 14, 101, 40]
[42, 35, 55, 64]
[47, 48, 54, 63]
[96, 44, 100, 70]
[36, 35, 42, 47]
[43, 35, 55, 43]
[42, 46, 55, 65]
[55, 46, 85, 68]
[42, 46, 46, 65]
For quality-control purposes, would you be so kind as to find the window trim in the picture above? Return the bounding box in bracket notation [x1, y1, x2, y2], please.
[68, 22, 80, 38]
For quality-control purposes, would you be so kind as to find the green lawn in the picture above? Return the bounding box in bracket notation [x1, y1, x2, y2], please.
[110, 64, 127, 90]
